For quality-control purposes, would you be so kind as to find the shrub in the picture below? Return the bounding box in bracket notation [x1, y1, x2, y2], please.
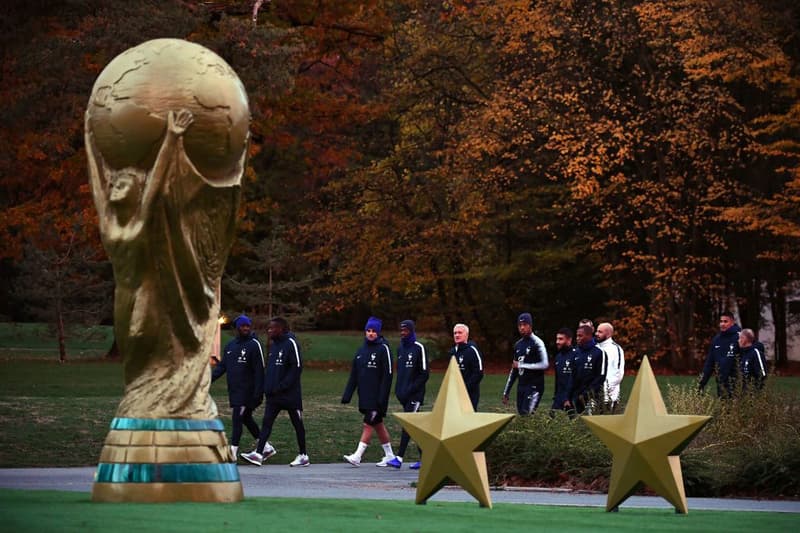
[487, 411, 611, 488]
[487, 382, 800, 498]
[667, 382, 800, 498]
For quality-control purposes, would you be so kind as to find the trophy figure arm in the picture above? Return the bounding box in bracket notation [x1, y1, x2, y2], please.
[85, 113, 108, 223]
[140, 110, 194, 220]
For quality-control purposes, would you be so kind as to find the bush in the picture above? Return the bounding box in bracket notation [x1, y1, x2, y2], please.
[487, 382, 800, 498]
[667, 382, 800, 498]
[487, 411, 611, 488]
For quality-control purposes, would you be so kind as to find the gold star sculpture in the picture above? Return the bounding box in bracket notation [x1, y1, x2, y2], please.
[582, 356, 711, 513]
[394, 357, 514, 508]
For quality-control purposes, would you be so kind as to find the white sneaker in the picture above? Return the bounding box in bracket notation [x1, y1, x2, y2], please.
[263, 443, 277, 459]
[241, 451, 263, 466]
[289, 454, 310, 467]
[343, 453, 361, 466]
[375, 455, 395, 467]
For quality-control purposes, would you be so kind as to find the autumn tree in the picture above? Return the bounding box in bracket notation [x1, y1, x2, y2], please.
[223, 219, 320, 329]
[11, 217, 112, 361]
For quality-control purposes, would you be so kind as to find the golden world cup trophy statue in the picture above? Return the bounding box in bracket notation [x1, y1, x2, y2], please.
[85, 39, 250, 502]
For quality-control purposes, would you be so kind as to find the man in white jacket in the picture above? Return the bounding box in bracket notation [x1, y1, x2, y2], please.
[596, 322, 624, 412]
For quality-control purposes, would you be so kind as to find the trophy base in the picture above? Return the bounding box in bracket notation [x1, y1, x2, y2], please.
[92, 481, 243, 502]
[92, 418, 242, 503]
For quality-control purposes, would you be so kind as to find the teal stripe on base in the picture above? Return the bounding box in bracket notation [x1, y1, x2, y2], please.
[96, 463, 240, 483]
[109, 418, 225, 431]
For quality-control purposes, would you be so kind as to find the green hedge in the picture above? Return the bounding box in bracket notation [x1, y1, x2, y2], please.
[487, 383, 800, 498]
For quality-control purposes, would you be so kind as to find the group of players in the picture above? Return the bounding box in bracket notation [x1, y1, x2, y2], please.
[698, 311, 768, 398]
[210, 312, 626, 469]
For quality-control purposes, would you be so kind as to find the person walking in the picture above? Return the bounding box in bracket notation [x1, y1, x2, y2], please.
[699, 311, 741, 398]
[211, 315, 274, 460]
[241, 317, 309, 467]
[502, 313, 549, 414]
[551, 327, 577, 415]
[566, 324, 607, 415]
[596, 322, 625, 412]
[341, 317, 396, 467]
[386, 320, 429, 470]
[739, 328, 767, 392]
[449, 323, 484, 410]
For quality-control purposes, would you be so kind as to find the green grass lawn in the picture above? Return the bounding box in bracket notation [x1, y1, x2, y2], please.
[1, 355, 799, 468]
[2, 490, 798, 533]
[0, 323, 115, 358]
[1, 322, 798, 471]
[0, 322, 446, 362]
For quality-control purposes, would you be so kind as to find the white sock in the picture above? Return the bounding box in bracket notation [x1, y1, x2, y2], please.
[355, 441, 368, 459]
[395, 456, 403, 463]
[381, 442, 395, 458]
[231, 445, 238, 459]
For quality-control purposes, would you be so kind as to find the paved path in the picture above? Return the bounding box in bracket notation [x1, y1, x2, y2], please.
[1, 464, 799, 513]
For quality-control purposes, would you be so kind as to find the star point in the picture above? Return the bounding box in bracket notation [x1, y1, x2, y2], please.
[582, 356, 711, 513]
[394, 357, 514, 508]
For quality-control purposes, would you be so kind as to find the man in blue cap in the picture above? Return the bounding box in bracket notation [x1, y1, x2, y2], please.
[212, 314, 275, 461]
[341, 316, 396, 466]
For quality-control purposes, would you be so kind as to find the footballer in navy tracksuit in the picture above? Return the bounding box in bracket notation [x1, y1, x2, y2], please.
[390, 319, 429, 467]
[566, 325, 607, 415]
[699, 313, 741, 398]
[738, 329, 767, 393]
[449, 323, 484, 410]
[503, 313, 549, 414]
[551, 328, 577, 412]
[211, 315, 264, 454]
[740, 344, 766, 391]
[341, 317, 396, 466]
[251, 317, 308, 464]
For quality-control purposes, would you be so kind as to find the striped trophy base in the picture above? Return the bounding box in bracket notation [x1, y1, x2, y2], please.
[92, 418, 243, 503]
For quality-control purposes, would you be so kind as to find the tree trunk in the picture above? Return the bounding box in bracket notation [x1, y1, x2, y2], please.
[56, 298, 66, 363]
[769, 281, 787, 368]
[666, 287, 695, 372]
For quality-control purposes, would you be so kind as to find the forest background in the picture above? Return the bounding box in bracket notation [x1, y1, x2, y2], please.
[1, 0, 799, 371]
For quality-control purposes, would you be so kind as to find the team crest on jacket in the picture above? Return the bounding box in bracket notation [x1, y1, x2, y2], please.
[237, 348, 247, 363]
[276, 349, 284, 365]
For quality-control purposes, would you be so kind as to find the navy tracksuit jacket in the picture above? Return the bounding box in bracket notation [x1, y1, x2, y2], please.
[212, 333, 265, 408]
[449, 341, 484, 409]
[552, 346, 578, 410]
[342, 336, 393, 414]
[264, 332, 303, 409]
[699, 325, 741, 397]
[395, 340, 429, 406]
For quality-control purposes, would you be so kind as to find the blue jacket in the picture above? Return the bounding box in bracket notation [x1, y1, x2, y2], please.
[395, 340, 429, 405]
[699, 325, 741, 397]
[567, 338, 607, 402]
[212, 333, 265, 408]
[342, 336, 393, 414]
[503, 332, 549, 397]
[552, 345, 578, 409]
[449, 341, 484, 399]
[740, 344, 767, 391]
[264, 332, 303, 409]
